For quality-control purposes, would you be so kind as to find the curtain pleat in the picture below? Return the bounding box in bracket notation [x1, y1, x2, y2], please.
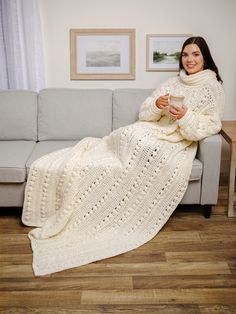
[0, 0, 45, 91]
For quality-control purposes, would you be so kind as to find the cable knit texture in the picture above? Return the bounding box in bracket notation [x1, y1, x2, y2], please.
[22, 70, 224, 276]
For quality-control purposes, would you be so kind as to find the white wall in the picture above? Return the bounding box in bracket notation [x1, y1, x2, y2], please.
[38, 0, 236, 173]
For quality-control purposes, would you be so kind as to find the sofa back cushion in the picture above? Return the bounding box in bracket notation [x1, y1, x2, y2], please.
[113, 88, 154, 130]
[38, 88, 113, 140]
[0, 90, 37, 140]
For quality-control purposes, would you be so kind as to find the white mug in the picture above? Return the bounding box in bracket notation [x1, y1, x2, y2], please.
[169, 95, 185, 109]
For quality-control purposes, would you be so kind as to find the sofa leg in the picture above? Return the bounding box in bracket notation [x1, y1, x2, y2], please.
[203, 205, 212, 218]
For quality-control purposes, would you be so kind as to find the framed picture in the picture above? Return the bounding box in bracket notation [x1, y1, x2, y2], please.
[70, 29, 135, 80]
[146, 34, 191, 72]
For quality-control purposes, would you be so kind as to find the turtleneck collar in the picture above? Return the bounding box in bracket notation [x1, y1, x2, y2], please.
[179, 69, 217, 86]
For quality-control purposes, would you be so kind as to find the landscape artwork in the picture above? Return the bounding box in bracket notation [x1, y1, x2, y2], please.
[146, 34, 191, 71]
[70, 29, 135, 80]
[86, 40, 120, 67]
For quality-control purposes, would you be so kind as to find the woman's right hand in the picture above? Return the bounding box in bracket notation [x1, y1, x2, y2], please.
[155, 94, 169, 110]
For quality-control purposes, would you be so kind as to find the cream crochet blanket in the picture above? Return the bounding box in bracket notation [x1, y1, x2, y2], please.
[22, 70, 224, 276]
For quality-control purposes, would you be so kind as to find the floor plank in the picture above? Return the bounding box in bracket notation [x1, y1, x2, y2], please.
[80, 288, 236, 305]
[0, 305, 200, 314]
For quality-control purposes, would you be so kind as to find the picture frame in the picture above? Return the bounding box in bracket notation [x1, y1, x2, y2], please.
[70, 29, 135, 80]
[146, 34, 191, 72]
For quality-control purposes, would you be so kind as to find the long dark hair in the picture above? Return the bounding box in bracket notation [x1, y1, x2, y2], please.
[179, 36, 223, 83]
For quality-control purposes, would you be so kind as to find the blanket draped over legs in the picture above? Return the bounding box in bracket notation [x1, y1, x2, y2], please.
[22, 122, 197, 276]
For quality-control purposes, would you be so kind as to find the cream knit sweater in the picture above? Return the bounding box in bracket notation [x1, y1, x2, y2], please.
[22, 70, 224, 276]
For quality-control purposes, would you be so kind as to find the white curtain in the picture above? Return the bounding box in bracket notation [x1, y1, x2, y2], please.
[0, 0, 45, 91]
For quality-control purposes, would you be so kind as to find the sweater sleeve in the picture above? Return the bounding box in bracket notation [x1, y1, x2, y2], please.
[138, 90, 163, 121]
[138, 77, 175, 122]
[177, 84, 225, 141]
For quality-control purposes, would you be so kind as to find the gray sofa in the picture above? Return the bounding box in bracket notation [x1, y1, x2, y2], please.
[0, 88, 222, 218]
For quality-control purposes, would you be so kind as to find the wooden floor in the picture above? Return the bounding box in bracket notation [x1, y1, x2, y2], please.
[0, 185, 236, 313]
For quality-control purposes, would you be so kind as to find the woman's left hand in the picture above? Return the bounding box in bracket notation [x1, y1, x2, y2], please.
[169, 104, 188, 120]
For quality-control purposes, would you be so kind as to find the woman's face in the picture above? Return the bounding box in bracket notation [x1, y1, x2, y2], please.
[181, 44, 204, 75]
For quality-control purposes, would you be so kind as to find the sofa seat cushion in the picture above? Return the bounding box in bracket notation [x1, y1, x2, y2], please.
[0, 141, 36, 183]
[26, 140, 202, 181]
[190, 158, 202, 181]
[26, 140, 77, 174]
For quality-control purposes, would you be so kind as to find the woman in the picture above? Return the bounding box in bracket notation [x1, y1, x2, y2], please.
[22, 36, 225, 276]
[139, 36, 224, 140]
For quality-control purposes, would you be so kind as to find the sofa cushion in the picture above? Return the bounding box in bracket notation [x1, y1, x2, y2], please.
[26, 140, 77, 175]
[0, 141, 36, 182]
[190, 158, 202, 181]
[113, 88, 154, 130]
[0, 90, 37, 140]
[38, 88, 113, 140]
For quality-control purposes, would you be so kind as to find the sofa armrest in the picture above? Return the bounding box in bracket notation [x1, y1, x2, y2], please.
[197, 134, 222, 205]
